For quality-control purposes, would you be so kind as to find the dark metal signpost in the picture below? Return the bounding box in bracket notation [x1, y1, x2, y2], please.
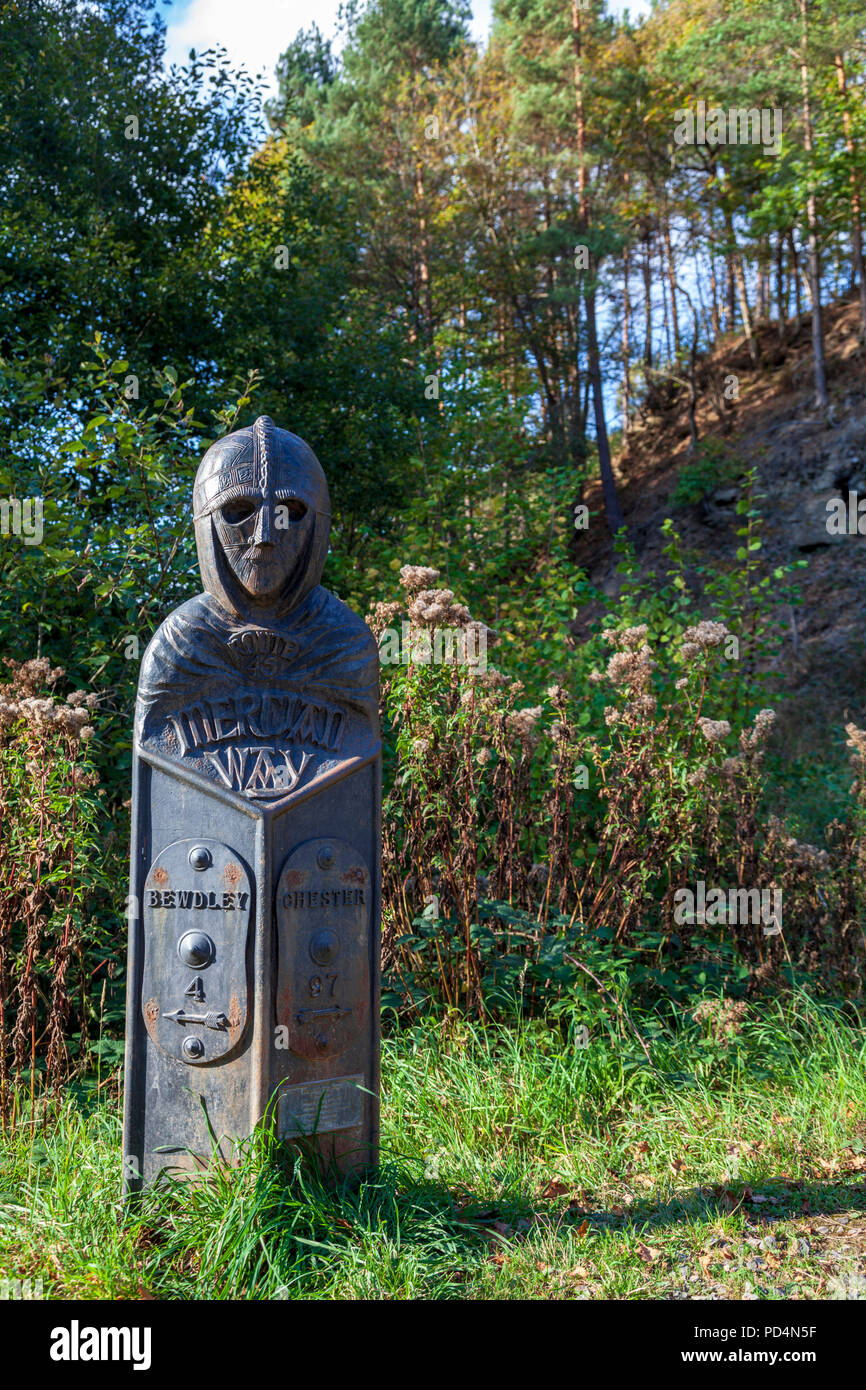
[122, 417, 381, 1193]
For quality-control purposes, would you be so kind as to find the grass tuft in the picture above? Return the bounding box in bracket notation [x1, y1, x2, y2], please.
[2, 993, 866, 1300]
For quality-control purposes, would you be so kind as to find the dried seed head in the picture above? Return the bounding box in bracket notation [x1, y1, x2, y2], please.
[845, 722, 866, 758]
[697, 717, 731, 745]
[682, 620, 730, 650]
[366, 600, 403, 636]
[399, 564, 441, 593]
[743, 708, 776, 748]
[481, 667, 508, 689]
[507, 705, 543, 744]
[602, 624, 649, 650]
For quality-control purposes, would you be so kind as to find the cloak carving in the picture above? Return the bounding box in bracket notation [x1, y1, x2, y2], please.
[135, 417, 379, 800]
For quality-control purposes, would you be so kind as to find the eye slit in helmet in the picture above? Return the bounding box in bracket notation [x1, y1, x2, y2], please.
[221, 496, 258, 526]
[280, 499, 308, 522]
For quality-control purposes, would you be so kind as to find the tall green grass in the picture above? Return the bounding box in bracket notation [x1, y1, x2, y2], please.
[1, 994, 865, 1300]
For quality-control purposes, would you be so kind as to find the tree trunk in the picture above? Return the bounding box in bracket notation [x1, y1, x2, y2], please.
[410, 72, 433, 352]
[571, 0, 587, 215]
[570, 0, 625, 534]
[708, 204, 721, 340]
[415, 161, 432, 341]
[756, 241, 769, 325]
[662, 208, 680, 356]
[622, 243, 631, 436]
[733, 246, 760, 365]
[586, 283, 625, 533]
[790, 230, 802, 328]
[834, 49, 866, 339]
[799, 0, 829, 409]
[661, 237, 672, 362]
[643, 233, 653, 368]
[723, 195, 759, 362]
[776, 232, 787, 344]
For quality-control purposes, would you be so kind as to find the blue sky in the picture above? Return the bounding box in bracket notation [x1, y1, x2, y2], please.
[163, 0, 650, 95]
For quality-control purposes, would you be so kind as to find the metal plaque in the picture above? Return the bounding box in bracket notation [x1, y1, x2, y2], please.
[278, 1074, 366, 1137]
[275, 837, 370, 1061]
[141, 838, 252, 1066]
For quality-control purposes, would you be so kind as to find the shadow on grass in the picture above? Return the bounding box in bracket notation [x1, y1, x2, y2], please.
[326, 1165, 866, 1244]
[555, 1176, 866, 1237]
[122, 1153, 866, 1298]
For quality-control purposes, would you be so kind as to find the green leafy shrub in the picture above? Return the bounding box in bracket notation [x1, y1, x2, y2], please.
[670, 439, 743, 508]
[375, 560, 862, 1022]
[0, 658, 113, 1122]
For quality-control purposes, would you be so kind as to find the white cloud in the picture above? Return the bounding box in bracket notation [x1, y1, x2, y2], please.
[162, 0, 649, 100]
[164, 0, 344, 94]
[164, 0, 496, 97]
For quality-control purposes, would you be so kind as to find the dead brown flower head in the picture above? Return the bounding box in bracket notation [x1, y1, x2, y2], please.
[399, 565, 441, 593]
[697, 717, 731, 746]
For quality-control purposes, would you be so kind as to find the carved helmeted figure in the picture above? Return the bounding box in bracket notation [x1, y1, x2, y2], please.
[136, 416, 378, 800]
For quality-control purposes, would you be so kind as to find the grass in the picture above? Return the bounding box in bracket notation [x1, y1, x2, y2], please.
[2, 992, 866, 1300]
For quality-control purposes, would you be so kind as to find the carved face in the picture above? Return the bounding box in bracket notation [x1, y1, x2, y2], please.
[214, 493, 313, 599]
[194, 418, 331, 616]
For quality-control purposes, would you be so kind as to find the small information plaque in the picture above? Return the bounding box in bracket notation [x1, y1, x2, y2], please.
[278, 1074, 366, 1137]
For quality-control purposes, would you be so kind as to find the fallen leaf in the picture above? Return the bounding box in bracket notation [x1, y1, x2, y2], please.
[540, 1178, 571, 1199]
[712, 1185, 750, 1212]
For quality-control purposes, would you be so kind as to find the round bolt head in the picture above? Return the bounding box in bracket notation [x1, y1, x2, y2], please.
[189, 845, 213, 871]
[182, 1036, 204, 1060]
[316, 845, 334, 870]
[177, 930, 216, 969]
[309, 928, 340, 966]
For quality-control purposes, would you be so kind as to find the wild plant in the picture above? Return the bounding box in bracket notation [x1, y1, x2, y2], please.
[0, 658, 106, 1126]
